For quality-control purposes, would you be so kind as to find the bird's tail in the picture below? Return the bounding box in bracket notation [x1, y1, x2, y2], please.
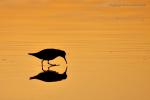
[29, 76, 35, 80]
[28, 53, 34, 55]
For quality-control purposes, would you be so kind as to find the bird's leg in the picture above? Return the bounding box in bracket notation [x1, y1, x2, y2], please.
[41, 60, 45, 71]
[48, 66, 51, 71]
[47, 60, 53, 70]
[47, 60, 50, 65]
[47, 60, 51, 70]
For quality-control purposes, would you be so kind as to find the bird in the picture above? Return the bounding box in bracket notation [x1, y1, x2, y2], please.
[29, 67, 68, 82]
[28, 48, 67, 71]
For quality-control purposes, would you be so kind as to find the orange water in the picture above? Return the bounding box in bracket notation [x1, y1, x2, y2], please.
[0, 0, 150, 100]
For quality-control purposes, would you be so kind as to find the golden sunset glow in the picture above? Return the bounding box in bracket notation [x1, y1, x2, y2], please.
[0, 0, 150, 100]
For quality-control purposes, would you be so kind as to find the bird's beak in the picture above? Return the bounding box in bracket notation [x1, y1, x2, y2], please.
[64, 56, 67, 64]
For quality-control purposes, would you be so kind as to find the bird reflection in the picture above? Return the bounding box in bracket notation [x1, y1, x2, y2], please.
[30, 67, 68, 82]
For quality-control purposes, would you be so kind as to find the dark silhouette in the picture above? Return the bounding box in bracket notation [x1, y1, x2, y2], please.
[30, 67, 68, 82]
[28, 48, 67, 71]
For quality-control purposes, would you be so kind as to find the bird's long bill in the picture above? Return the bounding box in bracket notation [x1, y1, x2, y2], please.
[64, 57, 67, 64]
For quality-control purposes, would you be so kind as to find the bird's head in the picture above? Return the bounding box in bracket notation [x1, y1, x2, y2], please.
[60, 51, 67, 64]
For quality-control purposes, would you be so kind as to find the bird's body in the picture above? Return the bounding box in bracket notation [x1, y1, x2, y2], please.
[29, 49, 65, 60]
[28, 48, 67, 71]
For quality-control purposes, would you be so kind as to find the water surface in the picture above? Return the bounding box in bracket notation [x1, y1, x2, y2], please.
[0, 0, 150, 100]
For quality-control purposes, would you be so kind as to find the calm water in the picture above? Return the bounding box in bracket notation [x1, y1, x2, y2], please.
[0, 0, 150, 100]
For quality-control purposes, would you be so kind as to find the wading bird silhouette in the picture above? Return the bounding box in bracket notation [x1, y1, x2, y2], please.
[28, 48, 67, 71]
